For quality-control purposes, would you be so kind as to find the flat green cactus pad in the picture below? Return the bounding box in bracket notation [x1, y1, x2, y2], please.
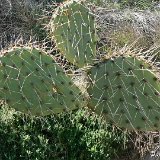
[0, 47, 84, 116]
[50, 1, 96, 68]
[88, 55, 160, 131]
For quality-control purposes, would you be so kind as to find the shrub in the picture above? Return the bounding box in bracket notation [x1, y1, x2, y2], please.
[0, 105, 129, 160]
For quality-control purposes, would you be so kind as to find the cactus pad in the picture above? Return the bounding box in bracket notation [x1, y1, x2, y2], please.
[88, 55, 160, 131]
[50, 1, 96, 68]
[0, 47, 84, 116]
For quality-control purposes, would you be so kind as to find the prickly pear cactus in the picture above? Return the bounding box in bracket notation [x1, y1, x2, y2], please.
[0, 47, 84, 116]
[50, 0, 96, 68]
[88, 55, 160, 131]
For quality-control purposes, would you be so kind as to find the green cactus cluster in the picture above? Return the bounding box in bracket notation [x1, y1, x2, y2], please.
[0, 0, 160, 131]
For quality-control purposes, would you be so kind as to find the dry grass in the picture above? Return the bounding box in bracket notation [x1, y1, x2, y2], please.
[0, 0, 53, 50]
[95, 8, 160, 52]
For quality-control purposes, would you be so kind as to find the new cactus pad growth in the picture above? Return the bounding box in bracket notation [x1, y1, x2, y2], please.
[88, 55, 160, 131]
[0, 47, 84, 116]
[50, 0, 96, 67]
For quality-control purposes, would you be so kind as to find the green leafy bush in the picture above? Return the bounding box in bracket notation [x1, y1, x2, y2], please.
[0, 105, 128, 160]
